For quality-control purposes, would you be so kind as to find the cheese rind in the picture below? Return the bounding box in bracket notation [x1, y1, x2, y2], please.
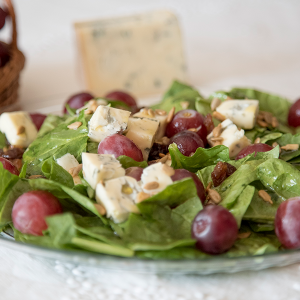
[56, 153, 80, 171]
[216, 100, 259, 130]
[82, 153, 125, 189]
[88, 106, 131, 142]
[96, 176, 141, 223]
[125, 117, 159, 161]
[207, 119, 251, 158]
[0, 111, 38, 147]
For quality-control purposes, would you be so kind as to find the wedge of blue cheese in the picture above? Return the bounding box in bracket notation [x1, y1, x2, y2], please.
[82, 153, 125, 189]
[207, 119, 251, 158]
[56, 153, 80, 171]
[88, 106, 131, 142]
[216, 100, 259, 130]
[96, 176, 141, 223]
[0, 111, 38, 147]
[125, 117, 159, 161]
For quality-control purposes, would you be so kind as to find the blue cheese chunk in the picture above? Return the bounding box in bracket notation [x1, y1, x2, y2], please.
[125, 117, 159, 161]
[56, 153, 80, 171]
[0, 111, 38, 147]
[141, 162, 174, 195]
[96, 176, 141, 223]
[207, 119, 251, 158]
[216, 100, 259, 130]
[82, 153, 125, 189]
[88, 106, 131, 142]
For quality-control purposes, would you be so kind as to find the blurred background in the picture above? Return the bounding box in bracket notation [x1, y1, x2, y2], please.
[2, 0, 300, 110]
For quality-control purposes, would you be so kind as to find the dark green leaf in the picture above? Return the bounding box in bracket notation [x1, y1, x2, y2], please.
[117, 156, 148, 169]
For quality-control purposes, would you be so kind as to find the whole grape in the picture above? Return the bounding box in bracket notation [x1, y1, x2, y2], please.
[105, 90, 138, 113]
[30, 113, 47, 131]
[288, 98, 300, 127]
[63, 92, 94, 114]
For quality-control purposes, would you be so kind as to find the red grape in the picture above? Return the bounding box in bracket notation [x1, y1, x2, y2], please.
[0, 41, 10, 68]
[165, 109, 207, 143]
[275, 197, 300, 249]
[30, 113, 47, 131]
[171, 169, 206, 204]
[235, 143, 273, 160]
[12, 191, 62, 236]
[125, 167, 143, 181]
[0, 157, 19, 176]
[63, 92, 94, 114]
[169, 130, 204, 156]
[288, 98, 300, 127]
[192, 205, 238, 254]
[0, 7, 8, 30]
[105, 90, 138, 112]
[98, 134, 143, 162]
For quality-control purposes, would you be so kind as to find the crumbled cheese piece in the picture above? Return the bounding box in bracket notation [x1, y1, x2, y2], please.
[56, 153, 80, 171]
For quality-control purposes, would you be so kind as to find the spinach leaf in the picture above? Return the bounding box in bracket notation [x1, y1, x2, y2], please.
[117, 156, 148, 169]
[169, 143, 230, 172]
[37, 114, 69, 137]
[195, 98, 212, 116]
[273, 133, 300, 162]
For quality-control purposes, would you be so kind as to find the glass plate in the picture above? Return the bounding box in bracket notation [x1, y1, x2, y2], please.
[1, 94, 299, 275]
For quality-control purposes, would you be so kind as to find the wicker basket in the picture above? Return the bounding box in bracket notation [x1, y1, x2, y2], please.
[0, 0, 25, 113]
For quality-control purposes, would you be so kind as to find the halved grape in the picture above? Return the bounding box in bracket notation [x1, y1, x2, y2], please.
[105, 90, 138, 112]
[30, 113, 47, 130]
[125, 167, 143, 181]
[192, 205, 238, 254]
[0, 157, 19, 175]
[165, 109, 207, 143]
[288, 98, 300, 127]
[235, 143, 273, 160]
[12, 191, 62, 236]
[63, 92, 94, 114]
[275, 197, 300, 249]
[171, 169, 206, 204]
[98, 134, 143, 162]
[169, 130, 204, 156]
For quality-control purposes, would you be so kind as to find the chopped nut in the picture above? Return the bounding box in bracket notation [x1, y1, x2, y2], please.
[94, 203, 106, 216]
[257, 120, 268, 127]
[258, 190, 273, 204]
[67, 122, 82, 130]
[157, 136, 170, 145]
[212, 111, 226, 122]
[155, 109, 166, 116]
[263, 112, 273, 124]
[212, 124, 222, 137]
[205, 200, 216, 206]
[254, 137, 261, 144]
[188, 128, 198, 132]
[166, 107, 175, 123]
[271, 117, 278, 128]
[281, 144, 299, 151]
[238, 232, 251, 239]
[17, 126, 25, 135]
[147, 108, 155, 118]
[210, 98, 222, 111]
[213, 141, 222, 146]
[180, 101, 190, 109]
[162, 164, 175, 176]
[211, 137, 224, 142]
[159, 155, 169, 164]
[166, 152, 171, 160]
[143, 181, 159, 190]
[84, 109, 93, 115]
[158, 153, 165, 158]
[29, 175, 44, 179]
[206, 181, 212, 192]
[73, 175, 82, 185]
[68, 164, 83, 177]
[207, 189, 222, 204]
[136, 192, 150, 203]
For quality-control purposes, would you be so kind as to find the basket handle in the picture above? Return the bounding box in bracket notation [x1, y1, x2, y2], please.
[4, 0, 17, 49]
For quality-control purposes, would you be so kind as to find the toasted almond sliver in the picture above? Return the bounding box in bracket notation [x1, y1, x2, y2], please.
[213, 141, 222, 146]
[94, 203, 106, 216]
[271, 117, 279, 128]
[258, 190, 273, 204]
[212, 124, 222, 137]
[180, 101, 190, 109]
[207, 189, 222, 204]
[254, 137, 261, 144]
[160, 136, 170, 145]
[257, 120, 268, 128]
[158, 153, 165, 158]
[67, 122, 82, 130]
[155, 109, 166, 116]
[206, 181, 212, 192]
[210, 98, 222, 111]
[29, 175, 44, 179]
[263, 112, 273, 124]
[69, 164, 83, 177]
[188, 128, 198, 132]
[162, 164, 175, 176]
[136, 192, 150, 203]
[148, 108, 155, 118]
[211, 137, 224, 142]
[281, 144, 299, 151]
[212, 111, 226, 122]
[84, 109, 93, 115]
[166, 107, 175, 123]
[238, 232, 251, 239]
[17, 126, 25, 135]
[143, 181, 159, 190]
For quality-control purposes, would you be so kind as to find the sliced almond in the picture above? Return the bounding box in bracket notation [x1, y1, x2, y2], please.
[213, 141, 222, 146]
[254, 137, 261, 144]
[166, 107, 175, 123]
[210, 98, 222, 111]
[212, 111, 226, 122]
[281, 144, 299, 151]
[180, 101, 190, 109]
[162, 164, 175, 176]
[272, 142, 281, 153]
[67, 122, 82, 130]
[257, 120, 268, 128]
[258, 190, 273, 204]
[188, 128, 198, 132]
[155, 109, 166, 116]
[157, 136, 170, 146]
[17, 126, 25, 135]
[94, 203, 106, 216]
[136, 192, 150, 203]
[206, 181, 212, 192]
[147, 108, 155, 118]
[263, 112, 273, 124]
[211, 137, 224, 142]
[69, 164, 83, 177]
[84, 109, 93, 115]
[238, 232, 251, 239]
[143, 181, 159, 190]
[271, 117, 279, 128]
[212, 124, 222, 137]
[158, 153, 166, 158]
[207, 189, 222, 204]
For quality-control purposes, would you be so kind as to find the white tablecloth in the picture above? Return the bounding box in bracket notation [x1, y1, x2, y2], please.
[1, 1, 300, 299]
